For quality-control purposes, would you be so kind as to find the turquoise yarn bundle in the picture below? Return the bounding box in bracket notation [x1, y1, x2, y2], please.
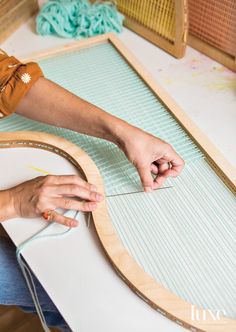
[36, 0, 124, 39]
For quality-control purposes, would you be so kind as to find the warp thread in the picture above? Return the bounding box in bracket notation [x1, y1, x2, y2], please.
[16, 187, 170, 331]
[16, 210, 79, 332]
[36, 0, 124, 39]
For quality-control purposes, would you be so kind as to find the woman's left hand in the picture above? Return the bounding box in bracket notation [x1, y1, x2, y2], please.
[0, 175, 103, 227]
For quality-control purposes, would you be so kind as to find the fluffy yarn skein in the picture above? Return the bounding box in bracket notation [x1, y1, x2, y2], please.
[36, 0, 124, 38]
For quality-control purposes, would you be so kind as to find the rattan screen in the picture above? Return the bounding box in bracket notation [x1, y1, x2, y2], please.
[188, 0, 236, 71]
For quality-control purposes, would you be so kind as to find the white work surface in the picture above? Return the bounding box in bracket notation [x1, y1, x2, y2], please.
[1, 2, 236, 331]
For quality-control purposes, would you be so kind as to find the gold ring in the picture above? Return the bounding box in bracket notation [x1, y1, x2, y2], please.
[42, 210, 54, 221]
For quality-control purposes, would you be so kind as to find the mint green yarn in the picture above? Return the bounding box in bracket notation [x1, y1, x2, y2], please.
[36, 0, 124, 39]
[16, 210, 79, 332]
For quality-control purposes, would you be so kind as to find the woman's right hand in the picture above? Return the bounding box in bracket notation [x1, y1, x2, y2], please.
[7, 175, 103, 227]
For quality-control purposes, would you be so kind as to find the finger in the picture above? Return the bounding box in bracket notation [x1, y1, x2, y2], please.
[45, 210, 79, 228]
[56, 198, 98, 212]
[157, 152, 184, 177]
[169, 159, 184, 176]
[137, 166, 154, 192]
[51, 184, 103, 202]
[158, 163, 169, 174]
[45, 175, 97, 192]
[153, 174, 168, 189]
[165, 152, 185, 177]
[162, 168, 180, 178]
[150, 163, 159, 175]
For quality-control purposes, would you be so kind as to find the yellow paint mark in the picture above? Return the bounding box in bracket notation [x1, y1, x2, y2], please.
[27, 165, 50, 175]
[207, 79, 236, 91]
[164, 78, 172, 85]
[191, 72, 201, 78]
[214, 66, 227, 73]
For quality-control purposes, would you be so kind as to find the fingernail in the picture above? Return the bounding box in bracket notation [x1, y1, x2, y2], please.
[71, 220, 79, 227]
[96, 193, 103, 202]
[91, 185, 97, 192]
[144, 186, 152, 193]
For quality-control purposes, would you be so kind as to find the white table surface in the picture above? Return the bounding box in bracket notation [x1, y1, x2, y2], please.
[0, 148, 185, 332]
[1, 2, 236, 332]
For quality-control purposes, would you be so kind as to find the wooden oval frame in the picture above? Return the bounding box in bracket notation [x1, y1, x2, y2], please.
[0, 131, 235, 332]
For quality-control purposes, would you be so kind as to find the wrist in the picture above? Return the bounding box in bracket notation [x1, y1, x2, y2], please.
[0, 189, 18, 222]
[104, 116, 132, 150]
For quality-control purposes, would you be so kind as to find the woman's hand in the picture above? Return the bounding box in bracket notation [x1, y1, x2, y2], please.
[15, 77, 184, 191]
[118, 125, 185, 191]
[2, 175, 103, 227]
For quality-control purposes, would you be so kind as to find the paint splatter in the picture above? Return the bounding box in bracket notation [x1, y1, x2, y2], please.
[27, 165, 50, 175]
[206, 78, 236, 91]
[189, 58, 201, 70]
[164, 78, 172, 85]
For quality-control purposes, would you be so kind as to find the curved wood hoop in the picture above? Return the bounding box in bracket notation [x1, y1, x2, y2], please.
[0, 131, 235, 332]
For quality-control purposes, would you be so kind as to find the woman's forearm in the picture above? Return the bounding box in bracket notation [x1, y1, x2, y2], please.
[15, 76, 184, 192]
[16, 77, 128, 147]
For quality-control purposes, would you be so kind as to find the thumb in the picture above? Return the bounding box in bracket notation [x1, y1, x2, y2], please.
[137, 166, 153, 192]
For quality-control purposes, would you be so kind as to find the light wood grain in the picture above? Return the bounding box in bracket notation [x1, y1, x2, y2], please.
[0, 0, 38, 44]
[22, 34, 110, 63]
[116, 0, 187, 58]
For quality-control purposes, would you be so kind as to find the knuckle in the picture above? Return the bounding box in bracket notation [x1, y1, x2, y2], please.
[83, 202, 90, 210]
[64, 200, 73, 209]
[76, 175, 87, 187]
[89, 183, 96, 192]
[72, 175, 80, 183]
[49, 211, 56, 222]
[83, 202, 96, 211]
[35, 199, 44, 213]
[89, 191, 97, 201]
[39, 186, 48, 196]
[35, 205, 41, 214]
[36, 176, 44, 182]
[73, 184, 80, 193]
[38, 192, 46, 202]
[65, 219, 72, 227]
[44, 175, 54, 184]
[164, 143, 172, 152]
[68, 184, 78, 194]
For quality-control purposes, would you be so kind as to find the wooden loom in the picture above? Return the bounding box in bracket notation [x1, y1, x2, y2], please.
[0, 34, 235, 332]
[113, 0, 188, 58]
[0, 0, 39, 44]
